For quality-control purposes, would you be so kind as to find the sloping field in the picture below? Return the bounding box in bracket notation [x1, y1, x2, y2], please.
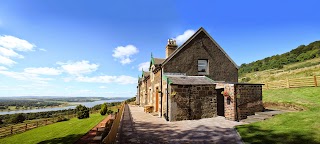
[240, 57, 320, 83]
[1, 113, 106, 144]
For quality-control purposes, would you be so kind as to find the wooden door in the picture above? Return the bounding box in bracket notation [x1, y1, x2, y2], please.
[217, 89, 225, 116]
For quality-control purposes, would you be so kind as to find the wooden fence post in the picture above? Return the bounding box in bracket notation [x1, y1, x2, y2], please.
[11, 126, 13, 134]
[286, 78, 290, 88]
[25, 124, 27, 131]
[45, 120, 47, 125]
[314, 75, 318, 87]
[36, 121, 38, 127]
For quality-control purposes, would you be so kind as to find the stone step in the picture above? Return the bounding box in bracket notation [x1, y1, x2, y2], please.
[247, 115, 269, 120]
[240, 119, 261, 123]
[255, 110, 284, 116]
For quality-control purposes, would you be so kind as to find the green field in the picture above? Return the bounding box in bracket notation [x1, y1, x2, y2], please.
[237, 87, 320, 144]
[1, 113, 107, 144]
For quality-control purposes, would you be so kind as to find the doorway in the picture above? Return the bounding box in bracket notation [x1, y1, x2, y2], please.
[216, 89, 225, 116]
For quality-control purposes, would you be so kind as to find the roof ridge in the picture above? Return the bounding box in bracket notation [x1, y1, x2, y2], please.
[161, 27, 239, 69]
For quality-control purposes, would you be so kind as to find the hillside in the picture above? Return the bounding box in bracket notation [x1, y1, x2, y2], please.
[239, 57, 320, 83]
[239, 40, 320, 78]
[239, 40, 320, 83]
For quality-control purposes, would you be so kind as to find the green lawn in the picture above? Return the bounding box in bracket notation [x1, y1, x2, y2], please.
[1, 113, 107, 144]
[236, 87, 320, 144]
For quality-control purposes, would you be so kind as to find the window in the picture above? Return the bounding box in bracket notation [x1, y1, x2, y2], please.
[198, 59, 208, 75]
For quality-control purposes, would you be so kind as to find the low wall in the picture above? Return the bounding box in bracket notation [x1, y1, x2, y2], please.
[236, 84, 264, 120]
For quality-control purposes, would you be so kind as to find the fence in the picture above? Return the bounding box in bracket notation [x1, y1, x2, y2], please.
[0, 113, 78, 138]
[102, 102, 125, 143]
[263, 75, 319, 90]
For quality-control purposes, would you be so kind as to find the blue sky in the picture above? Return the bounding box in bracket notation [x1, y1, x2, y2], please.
[0, 0, 319, 97]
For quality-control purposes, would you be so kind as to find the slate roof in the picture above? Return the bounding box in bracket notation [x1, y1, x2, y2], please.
[153, 58, 165, 65]
[166, 75, 215, 85]
[143, 71, 150, 77]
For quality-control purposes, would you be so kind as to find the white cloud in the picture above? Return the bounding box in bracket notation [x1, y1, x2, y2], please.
[0, 70, 52, 84]
[63, 77, 73, 82]
[0, 55, 17, 66]
[138, 61, 149, 71]
[39, 48, 47, 51]
[0, 35, 35, 51]
[0, 66, 7, 71]
[24, 67, 62, 75]
[0, 35, 35, 66]
[58, 60, 99, 76]
[99, 86, 107, 89]
[0, 47, 24, 58]
[112, 45, 138, 65]
[75, 75, 137, 84]
[174, 29, 195, 45]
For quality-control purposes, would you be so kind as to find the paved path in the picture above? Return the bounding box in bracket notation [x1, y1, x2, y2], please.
[118, 104, 140, 144]
[119, 105, 244, 144]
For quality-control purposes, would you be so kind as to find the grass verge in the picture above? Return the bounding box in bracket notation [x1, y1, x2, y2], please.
[236, 87, 320, 144]
[0, 113, 107, 144]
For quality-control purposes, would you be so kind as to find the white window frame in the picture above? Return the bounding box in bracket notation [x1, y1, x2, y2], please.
[198, 59, 209, 75]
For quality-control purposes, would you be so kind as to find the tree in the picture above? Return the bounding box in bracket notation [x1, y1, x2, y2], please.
[10, 114, 26, 124]
[100, 103, 108, 115]
[76, 105, 89, 119]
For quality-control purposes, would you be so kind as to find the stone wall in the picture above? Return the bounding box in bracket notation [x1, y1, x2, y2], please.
[223, 84, 236, 120]
[152, 70, 161, 112]
[223, 84, 264, 121]
[169, 84, 217, 121]
[162, 79, 168, 118]
[163, 31, 238, 82]
[235, 84, 264, 120]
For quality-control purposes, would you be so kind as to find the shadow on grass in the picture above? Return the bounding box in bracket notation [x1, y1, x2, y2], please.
[37, 134, 83, 144]
[236, 125, 320, 144]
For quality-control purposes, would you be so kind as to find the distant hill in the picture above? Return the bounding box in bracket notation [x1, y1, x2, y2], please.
[239, 40, 320, 77]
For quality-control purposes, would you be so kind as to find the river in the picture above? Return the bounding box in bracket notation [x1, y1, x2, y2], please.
[0, 99, 125, 115]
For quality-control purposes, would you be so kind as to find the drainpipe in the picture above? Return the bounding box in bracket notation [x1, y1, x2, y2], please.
[235, 85, 239, 122]
[166, 77, 169, 121]
[160, 64, 163, 117]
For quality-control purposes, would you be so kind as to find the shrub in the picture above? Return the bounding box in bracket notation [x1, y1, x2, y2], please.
[10, 114, 26, 124]
[0, 118, 3, 124]
[100, 103, 108, 115]
[107, 110, 113, 115]
[76, 105, 89, 119]
[240, 77, 251, 82]
[56, 116, 69, 122]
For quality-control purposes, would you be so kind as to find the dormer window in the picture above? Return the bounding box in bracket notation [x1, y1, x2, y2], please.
[198, 59, 208, 75]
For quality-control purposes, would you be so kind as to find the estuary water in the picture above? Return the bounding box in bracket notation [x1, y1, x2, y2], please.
[0, 99, 124, 115]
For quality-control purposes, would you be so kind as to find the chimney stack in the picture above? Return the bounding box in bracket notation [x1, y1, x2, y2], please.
[166, 39, 178, 58]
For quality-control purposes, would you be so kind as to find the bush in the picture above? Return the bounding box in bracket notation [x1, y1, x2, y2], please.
[0, 118, 3, 124]
[10, 114, 26, 124]
[107, 110, 113, 115]
[56, 116, 69, 122]
[100, 103, 108, 115]
[76, 105, 89, 119]
[240, 77, 251, 82]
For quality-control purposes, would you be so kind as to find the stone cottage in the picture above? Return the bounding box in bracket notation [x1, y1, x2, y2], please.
[136, 27, 264, 121]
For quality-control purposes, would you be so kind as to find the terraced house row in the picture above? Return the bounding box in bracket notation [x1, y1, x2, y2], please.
[136, 27, 264, 121]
